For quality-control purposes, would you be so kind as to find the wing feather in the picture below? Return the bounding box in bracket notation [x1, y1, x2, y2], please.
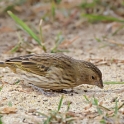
[4, 54, 75, 79]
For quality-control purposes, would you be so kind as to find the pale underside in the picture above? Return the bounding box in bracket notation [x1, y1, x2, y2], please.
[16, 66, 77, 90]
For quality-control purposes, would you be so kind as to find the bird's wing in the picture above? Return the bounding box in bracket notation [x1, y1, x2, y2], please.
[5, 54, 75, 78]
[5, 54, 50, 76]
[27, 54, 77, 86]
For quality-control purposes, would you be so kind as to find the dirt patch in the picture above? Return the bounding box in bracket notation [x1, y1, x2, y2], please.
[0, 1, 124, 123]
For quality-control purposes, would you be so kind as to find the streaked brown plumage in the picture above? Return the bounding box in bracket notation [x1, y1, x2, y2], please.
[0, 53, 103, 90]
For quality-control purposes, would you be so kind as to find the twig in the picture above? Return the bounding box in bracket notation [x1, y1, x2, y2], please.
[107, 39, 124, 46]
[59, 36, 79, 48]
[87, 58, 124, 65]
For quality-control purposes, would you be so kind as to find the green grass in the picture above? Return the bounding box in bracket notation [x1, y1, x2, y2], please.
[0, 115, 3, 124]
[38, 95, 124, 123]
[82, 14, 124, 23]
[104, 82, 124, 85]
[8, 101, 12, 107]
[8, 11, 42, 46]
[83, 95, 124, 123]
[93, 97, 103, 115]
[51, 32, 65, 53]
[7, 11, 67, 53]
[38, 95, 75, 124]
[0, 85, 3, 92]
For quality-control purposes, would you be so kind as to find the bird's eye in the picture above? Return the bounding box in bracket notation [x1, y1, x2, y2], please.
[92, 76, 95, 80]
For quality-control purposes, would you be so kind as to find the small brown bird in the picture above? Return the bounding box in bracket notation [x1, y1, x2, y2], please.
[0, 53, 103, 90]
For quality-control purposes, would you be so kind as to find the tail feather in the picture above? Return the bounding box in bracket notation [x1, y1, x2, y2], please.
[0, 62, 6, 67]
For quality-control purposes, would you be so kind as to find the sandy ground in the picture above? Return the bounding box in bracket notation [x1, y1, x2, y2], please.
[0, 15, 124, 124]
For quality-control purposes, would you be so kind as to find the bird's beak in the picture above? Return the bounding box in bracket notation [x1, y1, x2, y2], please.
[96, 80, 104, 89]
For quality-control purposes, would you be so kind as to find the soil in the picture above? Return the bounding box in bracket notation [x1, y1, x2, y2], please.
[0, 2, 124, 124]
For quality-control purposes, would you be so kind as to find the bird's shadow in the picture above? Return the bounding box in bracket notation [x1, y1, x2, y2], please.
[19, 82, 124, 97]
[27, 84, 123, 97]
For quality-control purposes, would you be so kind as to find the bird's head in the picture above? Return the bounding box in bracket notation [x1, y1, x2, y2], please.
[76, 60, 103, 89]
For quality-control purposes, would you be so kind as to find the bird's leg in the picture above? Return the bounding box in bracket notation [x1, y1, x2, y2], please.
[71, 88, 74, 92]
[70, 88, 78, 94]
[29, 83, 48, 94]
[28, 84, 58, 96]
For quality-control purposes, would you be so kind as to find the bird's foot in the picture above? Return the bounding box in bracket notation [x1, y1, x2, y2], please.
[52, 89, 78, 95]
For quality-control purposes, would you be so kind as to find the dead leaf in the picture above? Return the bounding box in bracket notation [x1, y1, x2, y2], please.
[84, 103, 92, 110]
[63, 100, 72, 105]
[0, 107, 17, 114]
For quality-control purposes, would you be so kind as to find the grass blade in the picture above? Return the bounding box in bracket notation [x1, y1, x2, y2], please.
[8, 101, 12, 107]
[0, 115, 3, 124]
[0, 85, 3, 91]
[82, 14, 124, 23]
[104, 82, 124, 84]
[93, 97, 103, 115]
[58, 95, 64, 111]
[83, 95, 90, 103]
[114, 99, 118, 115]
[51, 0, 56, 19]
[44, 116, 52, 124]
[10, 42, 21, 53]
[7, 11, 41, 45]
[66, 101, 71, 111]
[51, 32, 64, 52]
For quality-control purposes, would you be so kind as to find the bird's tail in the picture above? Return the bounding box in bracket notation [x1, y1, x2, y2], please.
[0, 62, 6, 67]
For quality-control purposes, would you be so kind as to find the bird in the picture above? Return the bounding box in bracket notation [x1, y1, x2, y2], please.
[0, 53, 103, 90]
